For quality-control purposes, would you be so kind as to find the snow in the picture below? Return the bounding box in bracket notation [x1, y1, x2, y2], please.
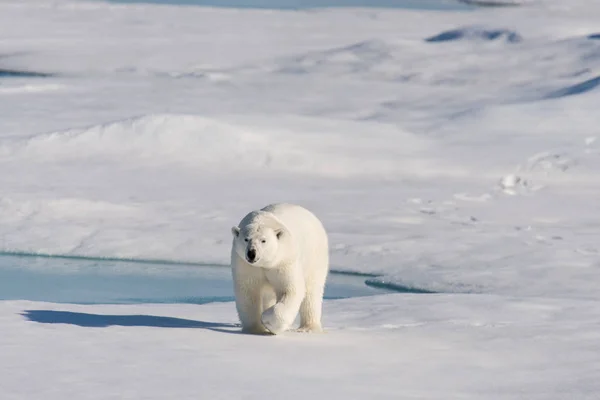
[3, 296, 600, 399]
[1, 0, 600, 397]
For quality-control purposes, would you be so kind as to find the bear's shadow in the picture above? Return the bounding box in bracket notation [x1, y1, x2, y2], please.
[22, 309, 244, 334]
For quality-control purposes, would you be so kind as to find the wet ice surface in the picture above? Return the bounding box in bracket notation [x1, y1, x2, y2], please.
[0, 254, 394, 305]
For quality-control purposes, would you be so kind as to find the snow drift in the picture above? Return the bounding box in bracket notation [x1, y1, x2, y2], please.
[1, 113, 445, 178]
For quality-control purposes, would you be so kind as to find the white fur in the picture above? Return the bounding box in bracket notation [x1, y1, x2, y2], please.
[230, 203, 329, 335]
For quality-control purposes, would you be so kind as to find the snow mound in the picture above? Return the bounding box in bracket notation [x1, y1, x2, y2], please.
[2, 114, 437, 178]
[274, 40, 393, 76]
[425, 26, 522, 43]
[8, 114, 270, 167]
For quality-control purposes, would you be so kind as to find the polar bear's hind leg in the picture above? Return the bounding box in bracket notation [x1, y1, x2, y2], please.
[297, 286, 324, 332]
[297, 265, 327, 333]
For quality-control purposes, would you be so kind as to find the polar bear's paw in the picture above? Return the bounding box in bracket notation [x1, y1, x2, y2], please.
[241, 324, 273, 335]
[261, 307, 289, 335]
[295, 324, 324, 333]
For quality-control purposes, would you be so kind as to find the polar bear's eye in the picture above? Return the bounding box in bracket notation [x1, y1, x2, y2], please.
[244, 238, 249, 242]
[261, 239, 266, 243]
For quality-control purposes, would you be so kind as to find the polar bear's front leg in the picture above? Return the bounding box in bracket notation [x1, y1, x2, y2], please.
[233, 266, 271, 335]
[261, 270, 306, 335]
[261, 292, 304, 335]
[236, 285, 272, 335]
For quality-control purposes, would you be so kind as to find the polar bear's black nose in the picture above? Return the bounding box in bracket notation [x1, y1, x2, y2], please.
[246, 248, 257, 263]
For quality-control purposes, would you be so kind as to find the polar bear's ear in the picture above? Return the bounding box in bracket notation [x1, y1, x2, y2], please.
[275, 229, 284, 240]
[231, 226, 240, 237]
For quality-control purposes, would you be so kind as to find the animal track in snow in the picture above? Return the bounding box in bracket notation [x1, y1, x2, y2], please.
[406, 198, 479, 226]
[525, 152, 575, 174]
[497, 151, 577, 195]
[497, 174, 536, 195]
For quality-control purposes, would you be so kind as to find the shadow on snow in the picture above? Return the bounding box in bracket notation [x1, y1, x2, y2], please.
[22, 309, 243, 334]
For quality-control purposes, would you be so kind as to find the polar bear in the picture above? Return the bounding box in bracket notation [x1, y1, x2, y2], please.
[230, 203, 329, 335]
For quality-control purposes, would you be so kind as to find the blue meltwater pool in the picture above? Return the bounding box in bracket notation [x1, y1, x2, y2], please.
[0, 253, 395, 305]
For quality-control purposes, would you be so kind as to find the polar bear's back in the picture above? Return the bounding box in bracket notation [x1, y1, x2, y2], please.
[261, 203, 329, 276]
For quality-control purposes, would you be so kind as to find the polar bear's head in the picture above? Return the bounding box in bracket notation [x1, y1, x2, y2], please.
[231, 212, 288, 268]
